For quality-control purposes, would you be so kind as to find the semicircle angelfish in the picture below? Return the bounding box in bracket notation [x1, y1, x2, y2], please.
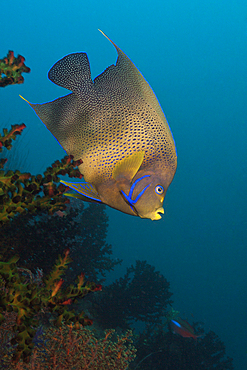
[21, 30, 177, 221]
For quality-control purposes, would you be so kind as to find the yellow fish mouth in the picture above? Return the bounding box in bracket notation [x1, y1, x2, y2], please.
[151, 207, 164, 221]
[140, 207, 164, 220]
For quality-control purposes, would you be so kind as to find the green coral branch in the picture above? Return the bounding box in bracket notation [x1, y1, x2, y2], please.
[0, 51, 30, 87]
[44, 249, 72, 291]
[0, 250, 102, 364]
[0, 129, 83, 225]
[0, 125, 84, 225]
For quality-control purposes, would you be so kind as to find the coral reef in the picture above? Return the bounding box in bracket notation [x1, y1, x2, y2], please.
[0, 51, 30, 87]
[93, 260, 173, 329]
[3, 324, 136, 369]
[0, 124, 83, 226]
[0, 201, 121, 283]
[0, 121, 235, 369]
[0, 250, 101, 364]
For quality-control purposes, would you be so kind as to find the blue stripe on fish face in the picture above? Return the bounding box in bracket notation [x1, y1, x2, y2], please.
[171, 320, 181, 328]
[121, 175, 151, 212]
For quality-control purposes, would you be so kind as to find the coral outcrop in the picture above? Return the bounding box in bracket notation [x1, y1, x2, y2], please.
[0, 124, 83, 226]
[0, 95, 234, 369]
[4, 324, 136, 369]
[0, 51, 30, 87]
[0, 202, 122, 283]
[0, 250, 101, 363]
[93, 260, 173, 329]
[0, 124, 26, 153]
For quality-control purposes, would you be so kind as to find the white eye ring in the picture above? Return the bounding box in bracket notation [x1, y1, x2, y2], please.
[155, 185, 164, 195]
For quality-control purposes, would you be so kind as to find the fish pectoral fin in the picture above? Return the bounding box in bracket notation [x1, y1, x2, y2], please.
[60, 180, 102, 203]
[112, 151, 145, 182]
[63, 192, 101, 204]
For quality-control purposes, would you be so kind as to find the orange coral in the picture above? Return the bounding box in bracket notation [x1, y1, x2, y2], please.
[5, 324, 136, 369]
[0, 51, 30, 87]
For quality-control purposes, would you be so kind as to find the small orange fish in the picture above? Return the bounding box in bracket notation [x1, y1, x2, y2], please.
[61, 298, 72, 305]
[55, 210, 67, 217]
[51, 278, 64, 297]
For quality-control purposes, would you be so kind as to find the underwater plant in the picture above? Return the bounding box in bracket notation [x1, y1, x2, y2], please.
[0, 51, 30, 87]
[0, 250, 101, 364]
[92, 260, 173, 330]
[0, 124, 83, 226]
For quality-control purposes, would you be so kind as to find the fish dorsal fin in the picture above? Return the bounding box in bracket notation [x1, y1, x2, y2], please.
[95, 31, 166, 124]
[180, 319, 195, 334]
[48, 53, 93, 92]
[112, 151, 144, 181]
[60, 180, 102, 203]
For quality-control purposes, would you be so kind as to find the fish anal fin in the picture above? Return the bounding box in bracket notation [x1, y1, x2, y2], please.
[60, 180, 102, 203]
[112, 151, 145, 182]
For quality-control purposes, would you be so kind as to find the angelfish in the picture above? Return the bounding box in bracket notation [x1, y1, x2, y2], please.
[21, 30, 177, 220]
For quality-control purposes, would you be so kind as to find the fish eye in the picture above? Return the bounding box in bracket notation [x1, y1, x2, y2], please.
[155, 185, 164, 195]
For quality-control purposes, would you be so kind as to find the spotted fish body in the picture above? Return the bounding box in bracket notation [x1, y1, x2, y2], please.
[23, 31, 177, 220]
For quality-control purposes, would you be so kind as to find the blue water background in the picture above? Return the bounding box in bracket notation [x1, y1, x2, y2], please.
[1, 1, 247, 368]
